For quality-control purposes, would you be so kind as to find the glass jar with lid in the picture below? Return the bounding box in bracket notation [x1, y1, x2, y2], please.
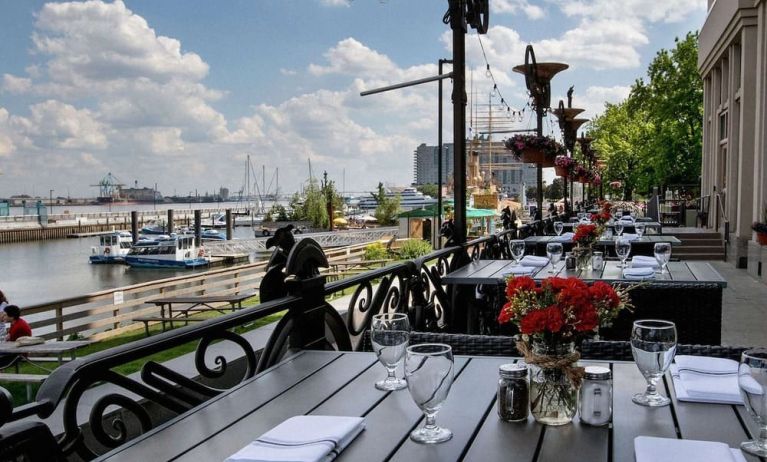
[578, 366, 612, 426]
[498, 363, 529, 422]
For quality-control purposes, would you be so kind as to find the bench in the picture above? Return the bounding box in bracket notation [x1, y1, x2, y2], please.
[134, 316, 207, 337]
[0, 373, 48, 401]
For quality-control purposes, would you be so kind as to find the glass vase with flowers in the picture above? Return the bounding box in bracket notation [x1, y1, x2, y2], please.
[499, 276, 631, 425]
[572, 223, 603, 271]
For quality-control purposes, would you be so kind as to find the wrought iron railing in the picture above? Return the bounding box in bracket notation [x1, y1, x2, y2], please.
[0, 225, 532, 460]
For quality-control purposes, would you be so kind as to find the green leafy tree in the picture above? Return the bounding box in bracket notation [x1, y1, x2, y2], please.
[416, 183, 439, 198]
[373, 182, 401, 225]
[544, 178, 564, 201]
[302, 179, 328, 228]
[525, 186, 537, 200]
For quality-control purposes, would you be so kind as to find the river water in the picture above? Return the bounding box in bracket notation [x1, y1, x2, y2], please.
[0, 201, 275, 307]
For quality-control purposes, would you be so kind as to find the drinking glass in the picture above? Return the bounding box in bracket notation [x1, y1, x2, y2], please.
[615, 222, 624, 237]
[546, 242, 563, 273]
[738, 349, 767, 456]
[371, 312, 410, 391]
[631, 320, 677, 407]
[510, 240, 526, 265]
[554, 221, 564, 236]
[654, 242, 672, 274]
[635, 223, 645, 238]
[615, 238, 631, 268]
[405, 343, 454, 444]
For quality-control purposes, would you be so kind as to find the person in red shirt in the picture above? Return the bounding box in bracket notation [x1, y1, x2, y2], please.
[3, 305, 31, 341]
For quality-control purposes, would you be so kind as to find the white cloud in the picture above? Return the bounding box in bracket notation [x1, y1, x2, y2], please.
[319, 0, 351, 7]
[554, 0, 706, 23]
[561, 85, 632, 119]
[2, 74, 32, 93]
[0, 107, 16, 157]
[492, 0, 545, 20]
[279, 68, 297, 76]
[10, 100, 107, 150]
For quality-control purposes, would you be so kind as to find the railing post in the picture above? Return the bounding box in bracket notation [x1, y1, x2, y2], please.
[55, 303, 64, 341]
[285, 275, 328, 351]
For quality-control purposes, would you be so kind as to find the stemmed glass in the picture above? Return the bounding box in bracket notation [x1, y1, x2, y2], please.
[738, 349, 767, 456]
[546, 242, 563, 274]
[371, 312, 410, 391]
[654, 242, 672, 274]
[631, 320, 677, 407]
[405, 343, 454, 444]
[554, 221, 564, 236]
[615, 222, 624, 237]
[510, 240, 526, 266]
[635, 223, 645, 238]
[615, 238, 631, 268]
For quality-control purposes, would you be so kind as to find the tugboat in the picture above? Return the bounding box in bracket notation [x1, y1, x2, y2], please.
[125, 235, 209, 268]
[89, 231, 133, 264]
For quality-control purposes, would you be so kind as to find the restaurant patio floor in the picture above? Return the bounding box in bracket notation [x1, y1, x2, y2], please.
[714, 260, 767, 347]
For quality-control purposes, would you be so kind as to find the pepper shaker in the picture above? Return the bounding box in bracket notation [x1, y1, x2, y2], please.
[498, 364, 529, 422]
[579, 366, 612, 426]
[565, 252, 576, 270]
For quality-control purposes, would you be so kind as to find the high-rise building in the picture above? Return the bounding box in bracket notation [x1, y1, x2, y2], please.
[699, 0, 767, 277]
[413, 143, 454, 185]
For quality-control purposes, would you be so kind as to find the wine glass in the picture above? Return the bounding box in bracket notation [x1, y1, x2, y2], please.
[510, 240, 526, 266]
[635, 223, 645, 238]
[615, 238, 631, 268]
[546, 242, 563, 274]
[654, 242, 672, 274]
[405, 343, 454, 444]
[738, 349, 767, 456]
[631, 320, 677, 407]
[554, 221, 564, 236]
[371, 312, 410, 391]
[615, 222, 624, 237]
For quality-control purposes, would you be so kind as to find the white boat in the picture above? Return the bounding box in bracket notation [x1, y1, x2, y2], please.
[89, 232, 133, 264]
[201, 229, 226, 240]
[125, 235, 209, 269]
[357, 187, 437, 211]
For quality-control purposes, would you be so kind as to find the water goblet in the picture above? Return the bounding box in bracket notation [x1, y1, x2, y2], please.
[510, 240, 526, 266]
[615, 222, 624, 237]
[615, 238, 631, 268]
[654, 242, 672, 274]
[631, 320, 677, 407]
[371, 312, 410, 391]
[554, 221, 564, 236]
[635, 223, 645, 238]
[405, 343, 454, 444]
[738, 349, 767, 457]
[546, 242, 563, 274]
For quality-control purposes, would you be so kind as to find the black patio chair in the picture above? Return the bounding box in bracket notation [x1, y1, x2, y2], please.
[359, 331, 520, 357]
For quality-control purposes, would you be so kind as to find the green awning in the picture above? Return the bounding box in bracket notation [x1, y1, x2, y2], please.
[398, 205, 497, 219]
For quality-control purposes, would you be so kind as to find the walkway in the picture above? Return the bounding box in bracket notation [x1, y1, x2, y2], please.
[713, 260, 767, 347]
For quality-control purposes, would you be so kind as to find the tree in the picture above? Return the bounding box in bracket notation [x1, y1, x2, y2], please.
[544, 178, 564, 201]
[525, 186, 537, 201]
[373, 182, 401, 225]
[416, 183, 439, 198]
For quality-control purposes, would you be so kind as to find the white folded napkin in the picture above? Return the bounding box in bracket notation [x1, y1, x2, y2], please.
[621, 233, 639, 241]
[553, 232, 574, 242]
[503, 266, 537, 277]
[520, 256, 550, 267]
[619, 216, 635, 222]
[631, 256, 659, 268]
[225, 416, 366, 462]
[622, 267, 655, 280]
[670, 356, 743, 404]
[635, 436, 746, 462]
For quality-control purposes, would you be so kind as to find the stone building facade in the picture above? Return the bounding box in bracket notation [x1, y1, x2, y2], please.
[699, 0, 767, 281]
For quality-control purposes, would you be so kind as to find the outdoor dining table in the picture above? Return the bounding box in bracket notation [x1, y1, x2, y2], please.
[0, 340, 91, 366]
[561, 221, 663, 233]
[523, 235, 682, 257]
[94, 350, 761, 462]
[442, 260, 727, 344]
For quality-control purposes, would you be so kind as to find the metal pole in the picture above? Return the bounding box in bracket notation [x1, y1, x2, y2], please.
[536, 107, 544, 219]
[450, 2, 467, 245]
[167, 209, 174, 234]
[130, 211, 138, 244]
[225, 209, 233, 240]
[437, 58, 452, 249]
[194, 210, 202, 246]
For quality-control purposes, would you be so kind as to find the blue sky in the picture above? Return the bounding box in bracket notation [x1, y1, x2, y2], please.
[0, 0, 707, 198]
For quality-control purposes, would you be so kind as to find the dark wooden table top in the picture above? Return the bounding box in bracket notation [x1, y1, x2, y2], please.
[523, 235, 682, 246]
[562, 221, 662, 230]
[442, 259, 727, 287]
[95, 350, 758, 462]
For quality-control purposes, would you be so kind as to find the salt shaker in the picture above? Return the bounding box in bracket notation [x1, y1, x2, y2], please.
[591, 251, 604, 270]
[579, 366, 612, 426]
[565, 252, 576, 270]
[498, 364, 529, 422]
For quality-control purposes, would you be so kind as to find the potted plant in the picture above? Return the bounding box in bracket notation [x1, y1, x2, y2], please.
[554, 156, 574, 177]
[498, 276, 631, 425]
[753, 207, 767, 245]
[504, 135, 566, 168]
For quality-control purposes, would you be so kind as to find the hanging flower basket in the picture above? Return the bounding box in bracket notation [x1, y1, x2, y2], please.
[554, 156, 574, 177]
[555, 166, 569, 177]
[505, 135, 566, 168]
[757, 232, 767, 246]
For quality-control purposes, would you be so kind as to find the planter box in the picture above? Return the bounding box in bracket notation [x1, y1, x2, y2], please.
[757, 231, 767, 246]
[522, 149, 555, 167]
[555, 166, 569, 177]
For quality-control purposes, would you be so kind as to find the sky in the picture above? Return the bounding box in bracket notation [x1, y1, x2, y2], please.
[0, 0, 707, 199]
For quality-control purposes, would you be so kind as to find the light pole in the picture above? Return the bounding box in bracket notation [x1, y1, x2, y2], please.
[437, 58, 453, 248]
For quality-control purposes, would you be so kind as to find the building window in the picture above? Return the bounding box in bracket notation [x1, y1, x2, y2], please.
[719, 111, 728, 142]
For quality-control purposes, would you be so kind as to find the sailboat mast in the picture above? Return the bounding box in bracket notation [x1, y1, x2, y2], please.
[247, 154, 253, 227]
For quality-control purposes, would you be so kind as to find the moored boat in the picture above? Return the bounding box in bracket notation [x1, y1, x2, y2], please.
[89, 231, 133, 264]
[125, 235, 209, 268]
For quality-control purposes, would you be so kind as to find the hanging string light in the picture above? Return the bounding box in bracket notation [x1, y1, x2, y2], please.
[476, 34, 524, 121]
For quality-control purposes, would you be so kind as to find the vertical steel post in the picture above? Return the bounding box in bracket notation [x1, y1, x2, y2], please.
[194, 210, 202, 246]
[450, 1, 467, 245]
[130, 211, 138, 244]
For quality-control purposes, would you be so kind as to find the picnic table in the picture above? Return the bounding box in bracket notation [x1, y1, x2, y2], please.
[147, 292, 256, 319]
[95, 350, 761, 462]
[442, 260, 726, 344]
[0, 340, 91, 366]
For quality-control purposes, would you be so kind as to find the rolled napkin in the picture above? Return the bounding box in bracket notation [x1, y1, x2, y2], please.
[225, 415, 366, 462]
[622, 266, 655, 280]
[520, 256, 550, 267]
[670, 356, 743, 404]
[620, 233, 639, 241]
[631, 256, 660, 268]
[619, 216, 635, 223]
[635, 436, 746, 462]
[503, 266, 537, 277]
[553, 232, 575, 242]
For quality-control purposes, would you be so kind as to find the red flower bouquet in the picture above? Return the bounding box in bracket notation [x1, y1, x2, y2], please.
[590, 201, 612, 226]
[573, 223, 601, 247]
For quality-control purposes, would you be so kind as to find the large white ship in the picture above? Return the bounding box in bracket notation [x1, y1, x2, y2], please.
[357, 187, 438, 211]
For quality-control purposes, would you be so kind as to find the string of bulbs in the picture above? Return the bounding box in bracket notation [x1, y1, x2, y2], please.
[475, 33, 529, 123]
